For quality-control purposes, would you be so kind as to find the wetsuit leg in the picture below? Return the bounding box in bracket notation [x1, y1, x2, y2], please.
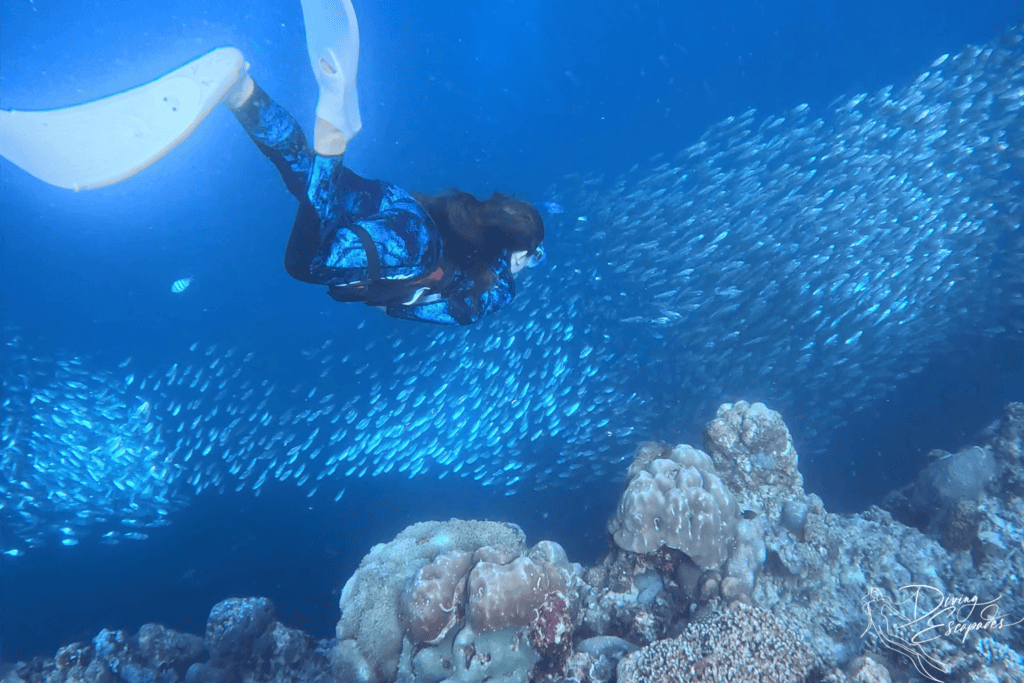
[230, 82, 313, 201]
[307, 156, 442, 287]
[284, 200, 324, 283]
[307, 153, 386, 226]
[289, 158, 440, 288]
[283, 154, 378, 284]
[229, 83, 331, 283]
[233, 87, 437, 289]
[297, 154, 391, 285]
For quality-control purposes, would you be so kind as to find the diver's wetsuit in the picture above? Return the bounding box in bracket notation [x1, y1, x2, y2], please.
[231, 83, 515, 325]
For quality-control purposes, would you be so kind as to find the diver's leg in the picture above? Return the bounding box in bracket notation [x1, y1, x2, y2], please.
[284, 155, 436, 287]
[284, 154, 372, 282]
[307, 155, 441, 284]
[284, 154, 383, 285]
[284, 200, 325, 284]
[307, 154, 386, 224]
[228, 81, 314, 201]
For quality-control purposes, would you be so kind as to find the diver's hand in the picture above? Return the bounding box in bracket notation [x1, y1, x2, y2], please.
[222, 62, 255, 110]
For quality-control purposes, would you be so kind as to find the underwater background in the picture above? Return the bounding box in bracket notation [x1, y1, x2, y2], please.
[2, 0, 1023, 666]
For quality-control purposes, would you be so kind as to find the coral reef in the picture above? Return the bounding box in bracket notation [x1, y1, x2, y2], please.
[845, 655, 892, 683]
[616, 601, 816, 683]
[3, 599, 332, 683]
[7, 401, 1024, 683]
[607, 442, 738, 568]
[330, 519, 584, 683]
[329, 519, 526, 682]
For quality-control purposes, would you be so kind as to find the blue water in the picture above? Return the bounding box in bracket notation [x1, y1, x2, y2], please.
[2, 0, 1023, 664]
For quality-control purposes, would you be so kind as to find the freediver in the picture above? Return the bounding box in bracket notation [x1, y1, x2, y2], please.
[0, 0, 545, 325]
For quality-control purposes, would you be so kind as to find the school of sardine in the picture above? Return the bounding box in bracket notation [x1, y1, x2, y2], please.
[2, 24, 1021, 556]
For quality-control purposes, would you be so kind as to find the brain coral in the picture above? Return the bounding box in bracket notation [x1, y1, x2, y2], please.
[608, 442, 738, 569]
[332, 519, 527, 683]
[332, 520, 584, 683]
[400, 550, 474, 645]
[468, 555, 568, 632]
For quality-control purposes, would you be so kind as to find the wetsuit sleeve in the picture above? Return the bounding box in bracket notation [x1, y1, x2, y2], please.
[230, 82, 313, 201]
[383, 256, 516, 325]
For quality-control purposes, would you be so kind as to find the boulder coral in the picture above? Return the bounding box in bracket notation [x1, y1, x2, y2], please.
[329, 519, 582, 683]
[607, 443, 739, 569]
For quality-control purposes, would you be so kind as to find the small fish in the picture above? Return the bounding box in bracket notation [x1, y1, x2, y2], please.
[171, 277, 193, 294]
[2, 23, 1023, 558]
[542, 201, 565, 215]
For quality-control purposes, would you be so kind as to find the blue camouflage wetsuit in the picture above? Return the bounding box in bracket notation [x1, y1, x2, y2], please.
[231, 83, 516, 325]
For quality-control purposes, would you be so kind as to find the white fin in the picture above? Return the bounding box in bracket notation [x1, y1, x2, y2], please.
[300, 0, 362, 150]
[0, 47, 245, 190]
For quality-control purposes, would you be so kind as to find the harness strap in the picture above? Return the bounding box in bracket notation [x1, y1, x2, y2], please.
[345, 223, 380, 281]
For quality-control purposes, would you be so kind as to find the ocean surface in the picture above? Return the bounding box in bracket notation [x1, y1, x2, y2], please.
[2, 0, 1022, 665]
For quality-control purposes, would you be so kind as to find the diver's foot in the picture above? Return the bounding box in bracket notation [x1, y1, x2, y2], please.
[314, 116, 347, 157]
[223, 69, 255, 110]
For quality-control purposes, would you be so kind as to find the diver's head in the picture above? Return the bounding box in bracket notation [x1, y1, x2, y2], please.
[493, 193, 545, 274]
[414, 190, 545, 272]
[481, 192, 545, 256]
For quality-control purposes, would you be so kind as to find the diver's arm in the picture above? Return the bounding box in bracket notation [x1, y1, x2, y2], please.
[383, 257, 516, 326]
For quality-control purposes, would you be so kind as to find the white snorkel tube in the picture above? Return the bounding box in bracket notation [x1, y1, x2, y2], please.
[300, 0, 363, 157]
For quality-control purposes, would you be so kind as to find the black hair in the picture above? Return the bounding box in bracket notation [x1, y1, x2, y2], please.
[413, 190, 545, 290]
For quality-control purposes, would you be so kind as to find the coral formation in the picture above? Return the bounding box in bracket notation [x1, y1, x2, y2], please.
[329, 519, 583, 683]
[468, 555, 566, 631]
[330, 519, 527, 683]
[616, 602, 816, 683]
[913, 445, 997, 512]
[401, 550, 473, 645]
[847, 655, 892, 683]
[3, 599, 332, 683]
[990, 402, 1024, 463]
[562, 636, 636, 683]
[607, 442, 738, 568]
[704, 401, 805, 523]
[941, 498, 982, 553]
[8, 401, 1024, 683]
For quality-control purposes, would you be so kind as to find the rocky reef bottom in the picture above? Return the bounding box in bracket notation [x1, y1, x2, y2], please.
[5, 402, 1024, 683]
